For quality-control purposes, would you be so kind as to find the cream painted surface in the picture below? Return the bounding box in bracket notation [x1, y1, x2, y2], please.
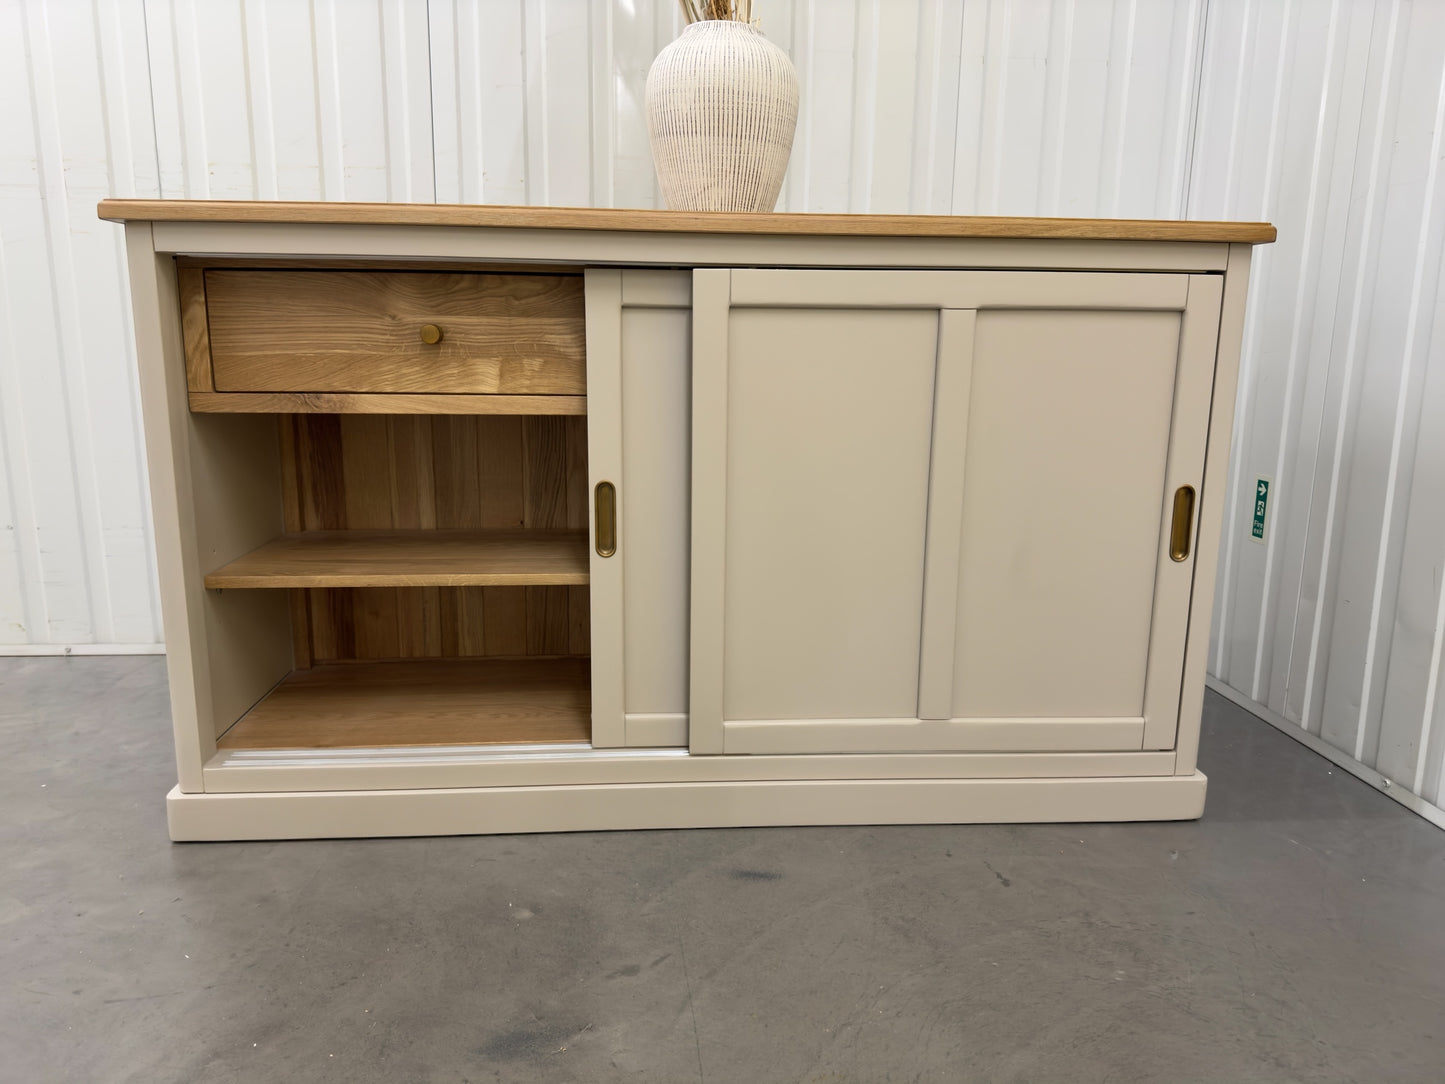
[916, 308, 976, 722]
[167, 774, 1209, 841]
[720, 303, 939, 723]
[623, 713, 688, 748]
[147, 223, 1231, 272]
[690, 268, 1222, 757]
[685, 269, 730, 755]
[952, 309, 1181, 719]
[585, 268, 693, 747]
[202, 747, 1180, 795]
[619, 295, 691, 722]
[1146, 273, 1229, 750]
[727, 269, 1192, 309]
[581, 268, 624, 746]
[123, 226, 207, 789]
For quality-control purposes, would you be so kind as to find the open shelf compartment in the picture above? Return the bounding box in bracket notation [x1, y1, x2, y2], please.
[216, 657, 591, 750]
[194, 410, 594, 754]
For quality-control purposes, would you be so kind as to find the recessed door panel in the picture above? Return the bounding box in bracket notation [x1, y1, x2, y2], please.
[952, 309, 1181, 718]
[722, 307, 939, 721]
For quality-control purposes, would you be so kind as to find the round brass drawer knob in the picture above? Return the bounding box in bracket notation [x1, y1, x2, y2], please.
[419, 323, 443, 345]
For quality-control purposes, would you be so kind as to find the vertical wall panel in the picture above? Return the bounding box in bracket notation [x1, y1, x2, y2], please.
[143, 0, 433, 201]
[949, 0, 1203, 218]
[431, 0, 1198, 216]
[0, 0, 160, 649]
[906, 0, 965, 215]
[1201, 0, 1445, 821]
[0, 0, 431, 651]
[430, 0, 529, 204]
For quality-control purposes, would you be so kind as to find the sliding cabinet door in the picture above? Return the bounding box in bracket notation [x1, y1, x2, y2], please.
[689, 269, 1222, 756]
[585, 269, 693, 748]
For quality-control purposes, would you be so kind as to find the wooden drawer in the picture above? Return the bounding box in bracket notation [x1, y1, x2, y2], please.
[192, 269, 586, 395]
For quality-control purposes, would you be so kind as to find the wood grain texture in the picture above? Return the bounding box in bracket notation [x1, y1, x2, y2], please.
[277, 416, 312, 669]
[177, 256, 581, 275]
[99, 199, 1278, 243]
[215, 657, 591, 749]
[177, 266, 215, 392]
[204, 528, 589, 588]
[189, 392, 587, 415]
[283, 413, 590, 662]
[204, 269, 586, 394]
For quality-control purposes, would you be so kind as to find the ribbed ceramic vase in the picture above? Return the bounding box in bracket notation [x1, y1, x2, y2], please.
[645, 20, 799, 212]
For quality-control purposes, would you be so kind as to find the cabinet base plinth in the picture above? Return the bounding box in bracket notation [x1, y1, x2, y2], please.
[167, 772, 1207, 841]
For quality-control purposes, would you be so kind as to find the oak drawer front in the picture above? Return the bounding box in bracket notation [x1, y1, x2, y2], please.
[204, 270, 586, 394]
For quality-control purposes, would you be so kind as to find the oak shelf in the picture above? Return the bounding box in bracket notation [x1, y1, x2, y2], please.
[204, 528, 589, 589]
[188, 391, 587, 415]
[216, 657, 592, 750]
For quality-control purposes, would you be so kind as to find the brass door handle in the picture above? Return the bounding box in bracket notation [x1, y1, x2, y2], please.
[594, 481, 616, 557]
[419, 323, 443, 345]
[1169, 485, 1196, 562]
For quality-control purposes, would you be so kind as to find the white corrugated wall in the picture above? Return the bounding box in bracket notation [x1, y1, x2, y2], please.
[3, 0, 1443, 823]
[1193, 0, 1445, 827]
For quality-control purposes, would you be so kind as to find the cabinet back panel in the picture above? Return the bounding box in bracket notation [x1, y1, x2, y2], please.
[952, 309, 1179, 718]
[305, 585, 588, 662]
[283, 414, 589, 661]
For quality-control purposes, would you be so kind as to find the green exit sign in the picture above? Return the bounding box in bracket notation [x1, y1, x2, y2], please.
[1251, 477, 1271, 542]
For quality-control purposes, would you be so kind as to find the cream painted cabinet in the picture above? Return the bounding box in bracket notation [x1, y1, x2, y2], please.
[688, 269, 1223, 757]
[101, 198, 1271, 839]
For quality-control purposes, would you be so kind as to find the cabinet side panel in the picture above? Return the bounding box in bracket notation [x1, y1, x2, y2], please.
[125, 229, 293, 770]
[125, 226, 210, 790]
[952, 309, 1181, 718]
[621, 304, 691, 721]
[188, 411, 292, 741]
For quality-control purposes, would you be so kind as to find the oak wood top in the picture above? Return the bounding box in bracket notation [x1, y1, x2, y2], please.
[98, 199, 1276, 243]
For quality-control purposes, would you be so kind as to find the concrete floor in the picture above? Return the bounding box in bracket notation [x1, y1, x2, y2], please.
[3, 658, 1445, 1083]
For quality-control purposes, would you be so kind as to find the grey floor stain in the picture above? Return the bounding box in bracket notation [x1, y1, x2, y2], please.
[984, 860, 1012, 887]
[477, 1021, 581, 1061]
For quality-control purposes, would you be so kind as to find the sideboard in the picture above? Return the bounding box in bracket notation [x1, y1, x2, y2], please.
[97, 200, 1274, 841]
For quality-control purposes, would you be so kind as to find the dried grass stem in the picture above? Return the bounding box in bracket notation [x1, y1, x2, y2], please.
[678, 0, 756, 23]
